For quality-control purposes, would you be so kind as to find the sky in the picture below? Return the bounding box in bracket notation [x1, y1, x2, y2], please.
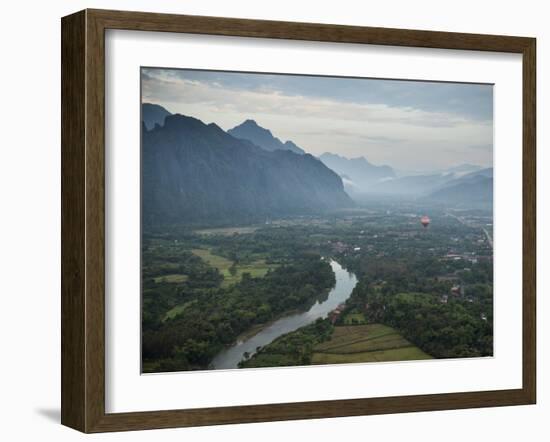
[141, 67, 493, 172]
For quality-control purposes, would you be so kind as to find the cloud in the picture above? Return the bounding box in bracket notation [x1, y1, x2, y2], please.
[142, 69, 483, 129]
[141, 68, 493, 170]
[143, 68, 493, 120]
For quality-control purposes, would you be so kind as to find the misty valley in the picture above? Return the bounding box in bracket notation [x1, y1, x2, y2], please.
[141, 102, 493, 373]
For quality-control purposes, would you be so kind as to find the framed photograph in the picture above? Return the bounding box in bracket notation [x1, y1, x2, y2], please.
[61, 9, 536, 433]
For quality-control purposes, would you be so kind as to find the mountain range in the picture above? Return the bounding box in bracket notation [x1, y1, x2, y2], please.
[142, 108, 352, 225]
[228, 119, 306, 154]
[369, 172, 455, 196]
[425, 168, 493, 206]
[444, 163, 484, 176]
[141, 102, 492, 216]
[367, 166, 493, 205]
[142, 103, 172, 130]
[319, 153, 395, 193]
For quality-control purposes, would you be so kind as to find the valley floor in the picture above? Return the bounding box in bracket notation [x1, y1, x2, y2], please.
[312, 324, 432, 365]
[142, 204, 493, 372]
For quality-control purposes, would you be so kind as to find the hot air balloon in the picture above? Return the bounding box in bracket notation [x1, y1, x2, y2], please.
[420, 215, 430, 228]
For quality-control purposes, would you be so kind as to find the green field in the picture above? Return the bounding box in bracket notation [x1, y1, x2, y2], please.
[142, 361, 160, 373]
[343, 312, 367, 325]
[191, 248, 276, 287]
[163, 300, 197, 321]
[312, 324, 432, 364]
[153, 274, 188, 284]
[191, 248, 233, 268]
[155, 262, 181, 270]
[194, 226, 259, 236]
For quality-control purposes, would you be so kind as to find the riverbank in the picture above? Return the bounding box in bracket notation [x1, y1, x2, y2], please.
[241, 323, 432, 369]
[232, 284, 334, 344]
[233, 308, 303, 343]
[211, 260, 358, 369]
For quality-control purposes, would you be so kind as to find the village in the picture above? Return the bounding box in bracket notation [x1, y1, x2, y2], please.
[322, 207, 493, 330]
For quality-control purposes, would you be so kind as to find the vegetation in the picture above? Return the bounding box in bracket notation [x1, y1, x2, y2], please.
[239, 319, 334, 368]
[191, 248, 275, 287]
[140, 104, 494, 373]
[339, 258, 493, 358]
[153, 274, 188, 284]
[343, 312, 367, 325]
[312, 324, 431, 364]
[142, 203, 493, 372]
[142, 228, 336, 372]
[141, 113, 352, 226]
[194, 226, 259, 236]
[241, 322, 431, 368]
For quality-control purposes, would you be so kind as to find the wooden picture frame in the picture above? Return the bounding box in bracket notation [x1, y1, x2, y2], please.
[61, 8, 536, 433]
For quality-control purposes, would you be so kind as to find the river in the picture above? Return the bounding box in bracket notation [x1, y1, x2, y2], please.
[211, 260, 358, 369]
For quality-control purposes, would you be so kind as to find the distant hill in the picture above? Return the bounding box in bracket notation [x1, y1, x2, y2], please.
[319, 153, 395, 193]
[228, 120, 306, 154]
[425, 168, 493, 207]
[370, 173, 454, 196]
[444, 163, 484, 175]
[367, 167, 493, 204]
[142, 114, 353, 225]
[142, 103, 172, 130]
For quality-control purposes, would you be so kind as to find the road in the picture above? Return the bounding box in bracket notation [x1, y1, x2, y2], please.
[482, 227, 493, 248]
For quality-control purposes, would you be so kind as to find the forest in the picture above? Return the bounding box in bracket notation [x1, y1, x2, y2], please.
[339, 255, 493, 358]
[142, 227, 335, 372]
[142, 207, 494, 371]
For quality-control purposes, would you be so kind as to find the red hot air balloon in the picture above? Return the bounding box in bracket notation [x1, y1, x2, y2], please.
[420, 215, 431, 228]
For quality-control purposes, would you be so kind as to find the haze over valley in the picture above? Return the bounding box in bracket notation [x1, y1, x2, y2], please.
[140, 70, 494, 373]
[142, 102, 493, 225]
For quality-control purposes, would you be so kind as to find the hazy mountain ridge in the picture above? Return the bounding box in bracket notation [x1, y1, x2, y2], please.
[142, 103, 172, 130]
[444, 163, 484, 176]
[425, 168, 493, 206]
[142, 112, 353, 225]
[140, 103, 490, 211]
[370, 172, 454, 196]
[368, 166, 492, 197]
[319, 153, 395, 193]
[228, 119, 306, 154]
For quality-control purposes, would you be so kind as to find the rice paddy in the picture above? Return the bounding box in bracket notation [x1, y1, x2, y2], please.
[312, 324, 432, 364]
